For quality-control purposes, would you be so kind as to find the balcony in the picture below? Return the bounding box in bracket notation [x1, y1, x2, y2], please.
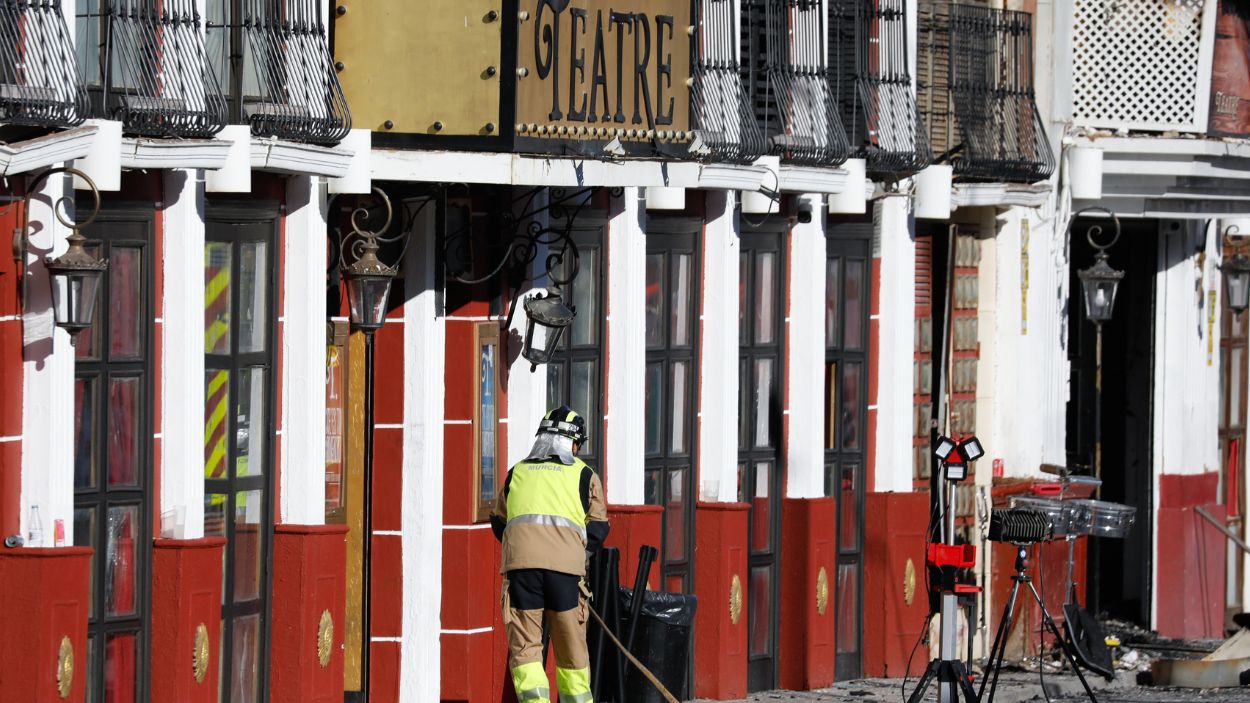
[77, 0, 227, 138]
[918, 1, 1054, 183]
[742, 0, 849, 168]
[206, 0, 349, 145]
[828, 0, 932, 177]
[0, 0, 88, 131]
[690, 0, 767, 164]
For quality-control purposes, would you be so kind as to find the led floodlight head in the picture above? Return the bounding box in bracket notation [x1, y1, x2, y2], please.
[958, 436, 985, 463]
[934, 435, 957, 461]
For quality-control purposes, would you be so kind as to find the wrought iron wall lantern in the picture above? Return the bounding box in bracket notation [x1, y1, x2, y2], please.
[1221, 225, 1250, 316]
[19, 167, 107, 341]
[1074, 207, 1124, 323]
[334, 187, 405, 333]
[445, 186, 610, 371]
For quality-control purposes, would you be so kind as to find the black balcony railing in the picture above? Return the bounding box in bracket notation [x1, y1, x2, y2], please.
[743, 0, 849, 168]
[241, 0, 349, 145]
[829, 0, 931, 177]
[690, 0, 766, 164]
[0, 0, 88, 130]
[82, 0, 228, 138]
[918, 1, 1054, 183]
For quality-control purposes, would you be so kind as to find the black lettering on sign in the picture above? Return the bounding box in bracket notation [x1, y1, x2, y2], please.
[536, 0, 570, 120]
[632, 14, 650, 125]
[589, 10, 610, 123]
[568, 7, 588, 121]
[654, 15, 673, 125]
[609, 12, 634, 124]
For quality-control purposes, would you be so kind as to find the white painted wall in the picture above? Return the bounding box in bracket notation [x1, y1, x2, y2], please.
[787, 194, 827, 499]
[278, 175, 328, 525]
[400, 200, 445, 701]
[160, 169, 207, 539]
[699, 190, 741, 502]
[605, 187, 646, 505]
[873, 195, 917, 493]
[19, 172, 74, 546]
[506, 190, 550, 466]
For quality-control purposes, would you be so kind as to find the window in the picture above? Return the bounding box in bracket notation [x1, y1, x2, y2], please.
[73, 205, 155, 703]
[547, 223, 606, 472]
[644, 220, 699, 595]
[203, 203, 277, 703]
[476, 322, 502, 522]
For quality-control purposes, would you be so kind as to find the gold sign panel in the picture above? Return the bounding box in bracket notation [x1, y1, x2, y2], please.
[193, 623, 210, 684]
[56, 636, 73, 699]
[318, 610, 335, 668]
[515, 0, 692, 149]
[729, 574, 743, 625]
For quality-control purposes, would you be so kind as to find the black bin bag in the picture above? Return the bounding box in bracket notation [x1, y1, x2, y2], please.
[616, 587, 698, 703]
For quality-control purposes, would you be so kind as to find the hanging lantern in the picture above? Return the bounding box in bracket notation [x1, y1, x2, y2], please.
[45, 227, 108, 337]
[342, 237, 397, 333]
[1077, 254, 1124, 323]
[1222, 254, 1250, 315]
[522, 287, 575, 368]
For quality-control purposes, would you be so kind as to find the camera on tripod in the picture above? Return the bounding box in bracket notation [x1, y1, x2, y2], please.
[988, 507, 1054, 544]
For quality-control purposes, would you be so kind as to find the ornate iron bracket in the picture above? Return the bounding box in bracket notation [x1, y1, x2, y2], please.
[16, 166, 104, 284]
[330, 187, 419, 279]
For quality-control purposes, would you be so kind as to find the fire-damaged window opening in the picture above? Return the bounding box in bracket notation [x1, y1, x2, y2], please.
[205, 0, 350, 144]
[827, 0, 933, 177]
[741, 0, 850, 167]
[917, 0, 1055, 183]
[75, 0, 229, 138]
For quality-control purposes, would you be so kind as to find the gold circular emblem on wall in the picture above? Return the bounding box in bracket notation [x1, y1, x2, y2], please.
[317, 610, 334, 668]
[193, 623, 210, 684]
[816, 567, 830, 616]
[729, 575, 743, 625]
[904, 558, 918, 606]
[56, 636, 73, 699]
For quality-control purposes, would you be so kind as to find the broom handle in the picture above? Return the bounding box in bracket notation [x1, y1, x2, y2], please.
[587, 605, 680, 703]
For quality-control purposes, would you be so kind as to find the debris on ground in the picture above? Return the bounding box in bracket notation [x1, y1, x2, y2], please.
[1146, 627, 1250, 688]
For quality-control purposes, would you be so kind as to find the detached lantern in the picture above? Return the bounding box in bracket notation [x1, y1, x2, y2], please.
[1222, 253, 1250, 316]
[342, 237, 397, 333]
[1078, 254, 1124, 323]
[522, 287, 575, 369]
[45, 223, 107, 338]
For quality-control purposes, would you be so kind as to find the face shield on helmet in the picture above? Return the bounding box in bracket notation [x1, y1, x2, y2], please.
[528, 405, 586, 464]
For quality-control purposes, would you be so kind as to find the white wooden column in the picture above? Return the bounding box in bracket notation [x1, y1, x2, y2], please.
[399, 198, 445, 701]
[160, 169, 207, 538]
[699, 190, 741, 502]
[786, 194, 827, 499]
[605, 187, 646, 505]
[507, 189, 551, 465]
[872, 195, 917, 493]
[279, 175, 328, 524]
[20, 172, 75, 545]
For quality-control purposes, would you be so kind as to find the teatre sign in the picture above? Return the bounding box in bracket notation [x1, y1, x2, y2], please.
[515, 0, 692, 150]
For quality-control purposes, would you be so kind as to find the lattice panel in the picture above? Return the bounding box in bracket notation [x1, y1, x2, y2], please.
[1072, 0, 1207, 131]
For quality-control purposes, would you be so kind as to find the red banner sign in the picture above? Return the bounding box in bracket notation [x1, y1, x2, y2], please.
[1209, 0, 1250, 137]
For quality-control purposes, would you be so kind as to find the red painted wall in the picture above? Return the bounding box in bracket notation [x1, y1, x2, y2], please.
[693, 502, 749, 700]
[0, 546, 92, 702]
[606, 503, 664, 589]
[1156, 472, 1225, 639]
[864, 492, 930, 678]
[0, 194, 24, 539]
[269, 524, 348, 703]
[778, 497, 837, 690]
[150, 537, 226, 703]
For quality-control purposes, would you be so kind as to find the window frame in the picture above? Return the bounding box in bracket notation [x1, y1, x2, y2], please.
[474, 321, 504, 523]
[72, 202, 156, 703]
[643, 217, 702, 595]
[202, 201, 280, 703]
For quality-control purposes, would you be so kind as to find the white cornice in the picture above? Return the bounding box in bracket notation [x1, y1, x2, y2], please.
[696, 162, 769, 191]
[0, 125, 99, 176]
[952, 182, 1053, 209]
[120, 137, 233, 170]
[777, 164, 850, 194]
[250, 138, 353, 178]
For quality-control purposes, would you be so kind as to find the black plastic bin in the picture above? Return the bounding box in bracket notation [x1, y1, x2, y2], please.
[616, 587, 698, 703]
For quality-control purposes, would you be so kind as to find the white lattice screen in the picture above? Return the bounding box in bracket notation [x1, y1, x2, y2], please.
[1072, 0, 1208, 132]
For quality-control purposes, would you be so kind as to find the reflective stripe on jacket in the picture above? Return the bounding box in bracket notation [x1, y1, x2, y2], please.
[498, 457, 599, 575]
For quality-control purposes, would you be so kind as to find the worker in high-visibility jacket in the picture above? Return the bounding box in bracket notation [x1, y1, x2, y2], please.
[492, 405, 610, 703]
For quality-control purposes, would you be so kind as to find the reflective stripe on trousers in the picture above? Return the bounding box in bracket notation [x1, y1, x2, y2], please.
[512, 661, 551, 703]
[556, 666, 592, 703]
[506, 513, 588, 539]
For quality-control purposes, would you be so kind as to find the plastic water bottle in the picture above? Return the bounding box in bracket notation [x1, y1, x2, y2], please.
[28, 505, 43, 547]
